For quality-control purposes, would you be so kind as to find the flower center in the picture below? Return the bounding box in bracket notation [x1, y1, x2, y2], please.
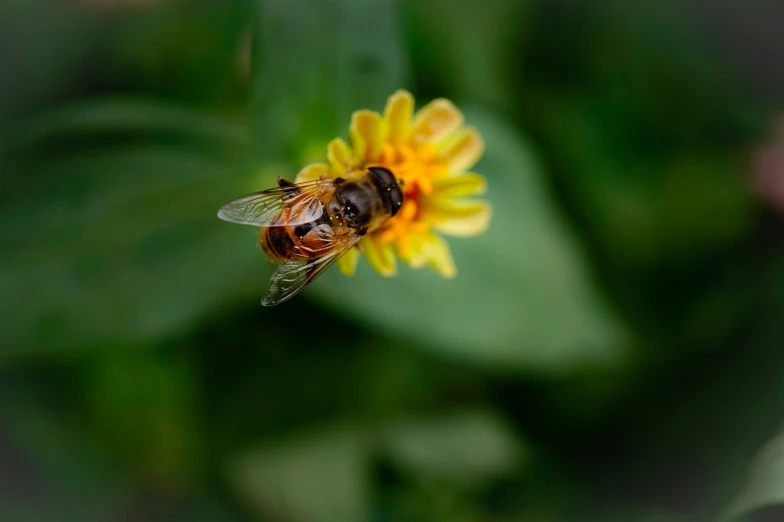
[380, 142, 449, 195]
[367, 143, 448, 257]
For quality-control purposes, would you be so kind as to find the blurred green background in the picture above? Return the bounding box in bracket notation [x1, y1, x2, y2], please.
[2, 0, 784, 521]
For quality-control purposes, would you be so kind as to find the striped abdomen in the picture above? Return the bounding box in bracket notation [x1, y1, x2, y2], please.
[259, 203, 336, 262]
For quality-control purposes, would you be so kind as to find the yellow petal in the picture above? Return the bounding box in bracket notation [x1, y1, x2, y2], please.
[398, 232, 429, 268]
[361, 237, 397, 277]
[350, 110, 384, 163]
[398, 144, 416, 161]
[381, 143, 397, 164]
[417, 142, 437, 162]
[295, 163, 330, 183]
[423, 233, 457, 278]
[383, 89, 414, 145]
[423, 199, 493, 237]
[416, 176, 433, 195]
[437, 126, 485, 173]
[337, 246, 360, 276]
[410, 99, 464, 146]
[395, 233, 412, 261]
[327, 138, 351, 176]
[430, 173, 487, 198]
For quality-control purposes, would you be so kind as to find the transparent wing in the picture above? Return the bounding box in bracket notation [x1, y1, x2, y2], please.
[261, 233, 361, 306]
[217, 179, 334, 227]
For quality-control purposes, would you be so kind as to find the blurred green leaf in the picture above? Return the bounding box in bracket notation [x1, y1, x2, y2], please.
[82, 350, 201, 489]
[404, 0, 530, 110]
[0, 99, 268, 356]
[230, 427, 371, 522]
[111, 0, 252, 107]
[251, 0, 407, 162]
[383, 410, 525, 483]
[517, 1, 758, 267]
[0, 0, 95, 124]
[1, 387, 116, 522]
[535, 98, 755, 265]
[309, 106, 627, 373]
[724, 429, 784, 521]
[0, 96, 250, 158]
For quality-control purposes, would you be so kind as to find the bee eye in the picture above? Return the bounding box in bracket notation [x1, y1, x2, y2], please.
[368, 166, 396, 187]
[388, 185, 403, 217]
[368, 166, 403, 217]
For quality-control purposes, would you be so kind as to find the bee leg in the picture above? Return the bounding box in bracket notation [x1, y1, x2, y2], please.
[277, 177, 302, 196]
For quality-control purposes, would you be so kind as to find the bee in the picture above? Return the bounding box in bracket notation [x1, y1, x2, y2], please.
[218, 166, 404, 306]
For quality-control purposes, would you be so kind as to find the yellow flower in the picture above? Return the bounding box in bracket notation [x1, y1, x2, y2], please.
[296, 89, 492, 278]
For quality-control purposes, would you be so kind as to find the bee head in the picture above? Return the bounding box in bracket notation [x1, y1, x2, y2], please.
[368, 166, 404, 217]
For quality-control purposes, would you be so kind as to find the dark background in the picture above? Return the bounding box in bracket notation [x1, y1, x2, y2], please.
[2, 1, 784, 521]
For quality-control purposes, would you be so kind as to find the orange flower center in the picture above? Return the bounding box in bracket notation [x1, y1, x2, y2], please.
[368, 142, 448, 257]
[380, 142, 448, 195]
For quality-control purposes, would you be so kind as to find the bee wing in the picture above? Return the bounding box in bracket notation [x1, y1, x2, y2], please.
[217, 179, 334, 227]
[261, 232, 361, 306]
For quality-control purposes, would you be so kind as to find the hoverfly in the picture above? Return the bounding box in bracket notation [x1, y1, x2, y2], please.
[218, 166, 403, 306]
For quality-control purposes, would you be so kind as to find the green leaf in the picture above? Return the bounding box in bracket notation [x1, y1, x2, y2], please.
[81, 350, 202, 488]
[0, 0, 95, 124]
[0, 96, 250, 158]
[404, 0, 530, 110]
[309, 106, 628, 373]
[515, 1, 758, 267]
[383, 410, 526, 483]
[0, 99, 270, 356]
[110, 0, 252, 107]
[0, 384, 116, 522]
[534, 98, 755, 265]
[229, 428, 371, 522]
[724, 430, 784, 521]
[250, 0, 407, 162]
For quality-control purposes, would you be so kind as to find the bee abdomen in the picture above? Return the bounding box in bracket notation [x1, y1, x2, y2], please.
[260, 225, 297, 261]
